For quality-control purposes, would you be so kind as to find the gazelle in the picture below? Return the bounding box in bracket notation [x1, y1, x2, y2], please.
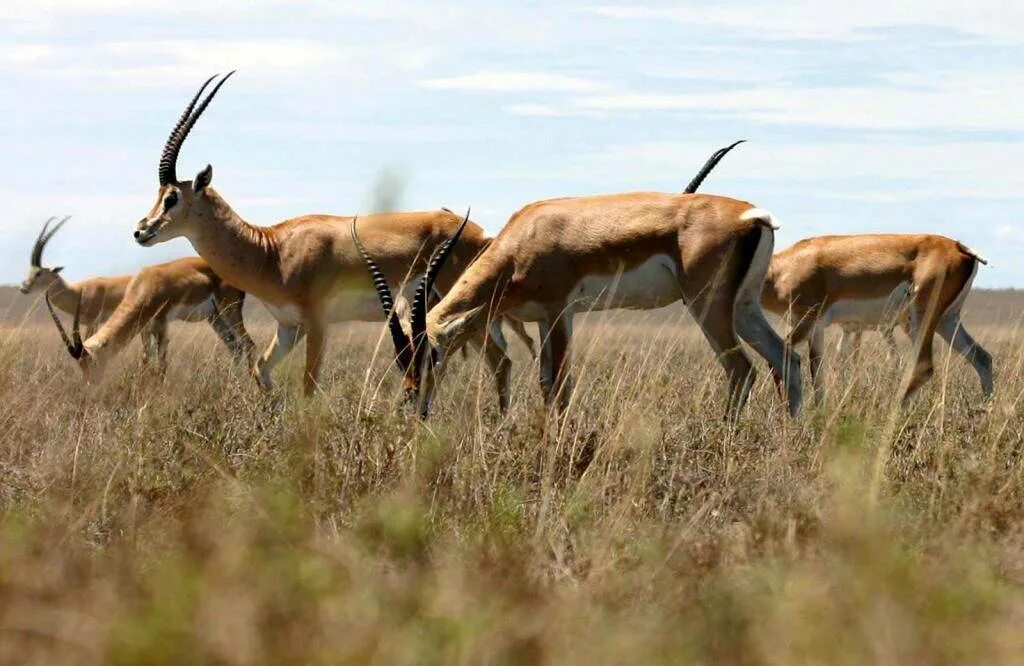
[356, 158, 804, 420]
[132, 73, 518, 405]
[20, 216, 132, 338]
[761, 235, 993, 403]
[46, 256, 254, 379]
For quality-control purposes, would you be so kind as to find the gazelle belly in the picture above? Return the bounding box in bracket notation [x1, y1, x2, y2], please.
[570, 254, 681, 311]
[167, 299, 217, 323]
[822, 282, 911, 327]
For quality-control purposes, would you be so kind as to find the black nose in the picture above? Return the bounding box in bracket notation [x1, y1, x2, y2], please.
[134, 230, 142, 239]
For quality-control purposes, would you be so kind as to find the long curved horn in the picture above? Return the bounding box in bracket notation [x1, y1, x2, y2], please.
[409, 208, 471, 369]
[683, 140, 746, 194]
[30, 216, 57, 267]
[158, 72, 234, 186]
[45, 293, 85, 359]
[351, 216, 414, 370]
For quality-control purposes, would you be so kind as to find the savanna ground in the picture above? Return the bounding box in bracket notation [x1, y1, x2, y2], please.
[1, 287, 1023, 664]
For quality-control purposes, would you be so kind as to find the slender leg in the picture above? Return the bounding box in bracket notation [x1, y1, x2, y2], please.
[303, 321, 326, 397]
[153, 317, 169, 378]
[734, 297, 803, 416]
[254, 323, 302, 391]
[836, 329, 850, 356]
[141, 323, 157, 365]
[881, 327, 899, 358]
[537, 318, 555, 404]
[808, 322, 826, 402]
[936, 314, 994, 397]
[546, 309, 575, 415]
[506, 317, 537, 359]
[849, 331, 864, 365]
[901, 271, 966, 405]
[690, 299, 756, 420]
[210, 291, 255, 364]
[475, 322, 512, 414]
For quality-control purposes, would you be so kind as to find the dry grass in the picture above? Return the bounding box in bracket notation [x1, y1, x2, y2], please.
[2, 304, 1024, 664]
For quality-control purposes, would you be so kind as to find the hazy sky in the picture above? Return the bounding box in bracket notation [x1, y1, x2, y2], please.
[2, 1, 1023, 287]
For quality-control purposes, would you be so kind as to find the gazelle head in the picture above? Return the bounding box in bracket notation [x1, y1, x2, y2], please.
[135, 72, 233, 247]
[352, 210, 474, 418]
[21, 216, 70, 294]
[44, 294, 100, 380]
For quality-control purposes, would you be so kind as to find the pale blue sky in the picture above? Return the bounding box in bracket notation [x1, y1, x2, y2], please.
[2, 1, 1023, 286]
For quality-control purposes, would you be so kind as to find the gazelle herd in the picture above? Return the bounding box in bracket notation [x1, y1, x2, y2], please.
[27, 72, 994, 420]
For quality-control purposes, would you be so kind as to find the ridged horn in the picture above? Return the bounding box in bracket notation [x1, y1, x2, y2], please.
[351, 216, 415, 370]
[158, 72, 234, 185]
[409, 208, 471, 371]
[683, 140, 746, 194]
[31, 215, 70, 267]
[45, 293, 84, 360]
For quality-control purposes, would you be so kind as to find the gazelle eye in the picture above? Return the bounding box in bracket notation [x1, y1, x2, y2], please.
[164, 192, 178, 210]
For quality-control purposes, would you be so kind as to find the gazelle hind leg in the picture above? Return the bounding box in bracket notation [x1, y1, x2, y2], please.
[902, 269, 967, 405]
[734, 299, 803, 416]
[936, 314, 994, 397]
[691, 299, 756, 420]
[807, 322, 826, 402]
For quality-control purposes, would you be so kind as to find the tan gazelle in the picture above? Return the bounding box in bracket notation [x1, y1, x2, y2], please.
[356, 144, 803, 419]
[761, 234, 993, 403]
[132, 73, 519, 406]
[45, 256, 253, 380]
[21, 216, 132, 339]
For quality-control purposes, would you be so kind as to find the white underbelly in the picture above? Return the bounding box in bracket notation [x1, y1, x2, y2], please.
[823, 282, 911, 327]
[507, 254, 681, 321]
[167, 299, 217, 322]
[571, 254, 680, 311]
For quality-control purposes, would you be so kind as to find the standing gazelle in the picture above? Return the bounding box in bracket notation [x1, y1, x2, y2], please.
[46, 256, 254, 380]
[761, 234, 993, 403]
[21, 216, 132, 338]
[357, 188, 804, 420]
[132, 73, 516, 406]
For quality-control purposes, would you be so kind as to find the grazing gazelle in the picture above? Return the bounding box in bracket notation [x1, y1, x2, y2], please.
[761, 235, 993, 403]
[46, 256, 254, 380]
[20, 216, 132, 338]
[132, 73, 517, 405]
[356, 174, 803, 420]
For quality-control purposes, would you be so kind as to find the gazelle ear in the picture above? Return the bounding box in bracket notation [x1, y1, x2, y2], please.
[52, 266, 64, 274]
[194, 164, 213, 192]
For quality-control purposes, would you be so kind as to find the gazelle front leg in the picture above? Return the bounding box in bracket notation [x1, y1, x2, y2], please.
[254, 323, 302, 391]
[538, 307, 574, 414]
[468, 321, 512, 414]
[303, 320, 326, 397]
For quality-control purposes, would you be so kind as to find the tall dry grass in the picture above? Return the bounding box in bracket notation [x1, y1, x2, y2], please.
[1, 307, 1023, 664]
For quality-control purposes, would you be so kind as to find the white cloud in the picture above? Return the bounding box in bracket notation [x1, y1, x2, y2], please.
[421, 71, 610, 93]
[501, 67, 1024, 133]
[588, 2, 1024, 43]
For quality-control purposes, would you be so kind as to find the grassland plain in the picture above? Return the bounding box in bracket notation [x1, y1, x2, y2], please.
[1, 288, 1023, 664]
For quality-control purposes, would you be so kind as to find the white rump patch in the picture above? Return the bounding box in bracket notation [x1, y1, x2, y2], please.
[740, 207, 779, 230]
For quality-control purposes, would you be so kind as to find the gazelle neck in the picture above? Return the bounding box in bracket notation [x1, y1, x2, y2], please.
[45, 277, 80, 315]
[186, 188, 279, 294]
